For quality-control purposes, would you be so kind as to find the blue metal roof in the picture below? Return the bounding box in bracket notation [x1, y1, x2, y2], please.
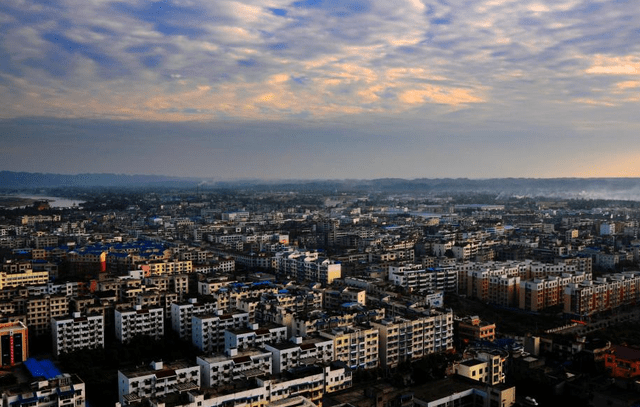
[24, 358, 61, 380]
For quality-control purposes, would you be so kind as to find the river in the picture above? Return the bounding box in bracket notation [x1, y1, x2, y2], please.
[10, 195, 85, 208]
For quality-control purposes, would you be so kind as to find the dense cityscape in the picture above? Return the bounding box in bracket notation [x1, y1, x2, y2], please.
[1, 181, 640, 407]
[3, 0, 639, 405]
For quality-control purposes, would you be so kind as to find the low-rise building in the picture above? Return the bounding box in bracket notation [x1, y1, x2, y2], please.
[604, 345, 640, 379]
[453, 349, 507, 385]
[457, 316, 496, 343]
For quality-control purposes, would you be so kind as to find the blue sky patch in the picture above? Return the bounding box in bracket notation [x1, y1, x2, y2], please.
[293, 0, 371, 17]
[268, 42, 289, 51]
[269, 8, 288, 16]
[142, 55, 163, 68]
[237, 59, 257, 67]
[430, 17, 451, 25]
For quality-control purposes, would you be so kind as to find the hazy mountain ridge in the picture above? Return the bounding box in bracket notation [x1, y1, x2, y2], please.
[2, 171, 640, 200]
[0, 171, 196, 188]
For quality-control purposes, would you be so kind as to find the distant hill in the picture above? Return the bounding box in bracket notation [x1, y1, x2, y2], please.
[2, 171, 640, 200]
[0, 171, 197, 189]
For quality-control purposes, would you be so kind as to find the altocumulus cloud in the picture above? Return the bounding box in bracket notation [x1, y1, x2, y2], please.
[0, 0, 639, 122]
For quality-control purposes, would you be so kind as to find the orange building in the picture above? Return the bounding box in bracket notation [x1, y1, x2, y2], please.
[457, 316, 496, 343]
[0, 321, 28, 366]
[604, 345, 640, 378]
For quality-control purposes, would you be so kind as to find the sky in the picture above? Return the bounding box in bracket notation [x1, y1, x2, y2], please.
[1, 0, 640, 180]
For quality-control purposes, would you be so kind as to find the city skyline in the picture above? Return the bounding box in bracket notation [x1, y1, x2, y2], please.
[1, 0, 639, 179]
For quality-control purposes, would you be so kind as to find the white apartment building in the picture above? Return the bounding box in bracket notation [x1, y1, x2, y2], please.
[264, 336, 334, 374]
[52, 312, 104, 356]
[118, 360, 200, 405]
[273, 250, 341, 285]
[209, 284, 278, 313]
[115, 305, 164, 343]
[3, 374, 86, 407]
[372, 309, 454, 369]
[118, 363, 352, 407]
[171, 299, 219, 339]
[192, 311, 250, 353]
[388, 264, 457, 293]
[224, 324, 288, 351]
[197, 349, 273, 387]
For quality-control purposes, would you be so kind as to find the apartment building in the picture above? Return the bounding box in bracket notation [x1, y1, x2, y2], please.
[388, 264, 457, 294]
[146, 260, 193, 276]
[264, 336, 334, 374]
[115, 305, 164, 343]
[3, 371, 86, 407]
[319, 325, 379, 370]
[520, 273, 588, 312]
[122, 363, 352, 407]
[565, 272, 640, 317]
[322, 287, 365, 310]
[273, 250, 341, 285]
[118, 360, 200, 405]
[51, 312, 104, 356]
[373, 310, 454, 369]
[26, 294, 69, 336]
[192, 311, 250, 353]
[260, 289, 323, 313]
[488, 275, 520, 308]
[0, 268, 49, 290]
[197, 348, 273, 387]
[224, 324, 288, 351]
[197, 277, 234, 295]
[209, 283, 278, 313]
[171, 299, 219, 340]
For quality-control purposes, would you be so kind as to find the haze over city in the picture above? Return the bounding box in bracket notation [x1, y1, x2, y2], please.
[1, 0, 639, 179]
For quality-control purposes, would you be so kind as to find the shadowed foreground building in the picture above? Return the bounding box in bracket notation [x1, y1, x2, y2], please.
[605, 345, 640, 379]
[324, 376, 515, 407]
[1, 358, 86, 407]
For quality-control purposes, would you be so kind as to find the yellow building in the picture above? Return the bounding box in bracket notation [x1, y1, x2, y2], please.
[0, 269, 49, 290]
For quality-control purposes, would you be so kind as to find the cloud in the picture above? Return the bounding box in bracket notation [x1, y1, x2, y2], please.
[0, 0, 638, 124]
[399, 86, 483, 106]
[586, 55, 640, 75]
